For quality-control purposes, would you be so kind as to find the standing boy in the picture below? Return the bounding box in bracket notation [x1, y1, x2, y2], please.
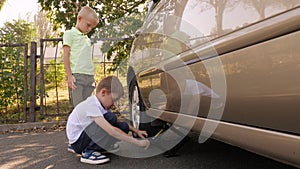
[63, 6, 99, 107]
[66, 76, 150, 164]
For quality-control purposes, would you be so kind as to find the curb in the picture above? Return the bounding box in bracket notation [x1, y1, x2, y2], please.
[0, 121, 67, 134]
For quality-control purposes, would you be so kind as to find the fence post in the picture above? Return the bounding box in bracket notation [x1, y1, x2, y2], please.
[40, 39, 44, 117]
[29, 42, 37, 122]
[23, 44, 29, 122]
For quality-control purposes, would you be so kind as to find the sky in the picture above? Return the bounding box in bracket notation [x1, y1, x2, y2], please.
[0, 0, 39, 26]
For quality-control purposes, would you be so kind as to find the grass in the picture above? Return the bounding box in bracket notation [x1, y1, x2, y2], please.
[0, 74, 132, 124]
[42, 81, 131, 122]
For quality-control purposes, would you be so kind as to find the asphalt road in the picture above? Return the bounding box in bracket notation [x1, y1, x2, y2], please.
[0, 130, 297, 169]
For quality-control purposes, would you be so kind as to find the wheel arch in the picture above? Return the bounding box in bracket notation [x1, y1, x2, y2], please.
[127, 66, 146, 112]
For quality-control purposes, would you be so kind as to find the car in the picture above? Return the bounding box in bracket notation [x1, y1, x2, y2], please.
[126, 0, 300, 167]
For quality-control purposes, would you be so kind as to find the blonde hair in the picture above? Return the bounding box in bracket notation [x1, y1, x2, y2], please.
[78, 6, 99, 22]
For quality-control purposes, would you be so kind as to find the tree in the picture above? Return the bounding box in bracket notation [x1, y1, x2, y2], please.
[93, 12, 146, 73]
[278, 0, 300, 9]
[38, 0, 148, 71]
[0, 0, 6, 11]
[0, 20, 37, 122]
[197, 0, 239, 36]
[246, 0, 272, 19]
[242, 0, 300, 20]
[34, 9, 61, 40]
[0, 20, 37, 44]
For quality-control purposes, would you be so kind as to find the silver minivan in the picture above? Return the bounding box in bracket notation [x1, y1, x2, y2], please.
[127, 0, 300, 167]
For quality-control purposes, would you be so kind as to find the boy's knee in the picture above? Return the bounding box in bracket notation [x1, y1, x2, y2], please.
[104, 112, 117, 124]
[104, 112, 129, 133]
[118, 122, 129, 134]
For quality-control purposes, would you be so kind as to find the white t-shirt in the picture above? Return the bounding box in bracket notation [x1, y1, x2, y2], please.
[66, 95, 109, 144]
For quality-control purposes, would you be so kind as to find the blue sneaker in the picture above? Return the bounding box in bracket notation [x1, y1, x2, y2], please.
[101, 143, 120, 153]
[67, 144, 75, 153]
[81, 150, 110, 164]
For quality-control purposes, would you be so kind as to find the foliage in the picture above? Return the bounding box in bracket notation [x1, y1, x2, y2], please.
[93, 12, 145, 73]
[104, 39, 133, 74]
[243, 0, 299, 19]
[38, 0, 147, 33]
[0, 0, 6, 11]
[0, 20, 38, 123]
[38, 0, 149, 73]
[0, 45, 25, 123]
[0, 20, 37, 44]
[34, 10, 61, 40]
[44, 60, 65, 89]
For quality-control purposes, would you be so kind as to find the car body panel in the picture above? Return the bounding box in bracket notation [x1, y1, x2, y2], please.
[128, 0, 300, 167]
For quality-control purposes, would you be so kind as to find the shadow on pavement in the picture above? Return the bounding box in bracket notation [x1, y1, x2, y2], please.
[0, 130, 296, 169]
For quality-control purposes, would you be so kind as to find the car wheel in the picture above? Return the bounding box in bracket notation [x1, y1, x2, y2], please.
[130, 84, 141, 130]
[129, 78, 163, 137]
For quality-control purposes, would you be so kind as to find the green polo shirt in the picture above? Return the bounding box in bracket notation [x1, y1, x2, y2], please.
[63, 27, 94, 75]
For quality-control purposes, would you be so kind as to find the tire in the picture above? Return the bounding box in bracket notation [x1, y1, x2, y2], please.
[128, 69, 163, 137]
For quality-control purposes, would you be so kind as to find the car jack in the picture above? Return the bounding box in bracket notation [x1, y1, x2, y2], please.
[149, 124, 190, 157]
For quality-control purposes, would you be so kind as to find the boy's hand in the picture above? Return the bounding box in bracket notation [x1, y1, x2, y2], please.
[67, 75, 76, 89]
[136, 130, 148, 139]
[139, 139, 150, 150]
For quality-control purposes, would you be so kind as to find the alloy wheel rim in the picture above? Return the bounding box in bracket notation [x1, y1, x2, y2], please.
[131, 85, 140, 129]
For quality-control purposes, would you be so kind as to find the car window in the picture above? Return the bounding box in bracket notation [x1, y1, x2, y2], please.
[182, 0, 300, 39]
[146, 0, 300, 47]
[135, 0, 300, 67]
